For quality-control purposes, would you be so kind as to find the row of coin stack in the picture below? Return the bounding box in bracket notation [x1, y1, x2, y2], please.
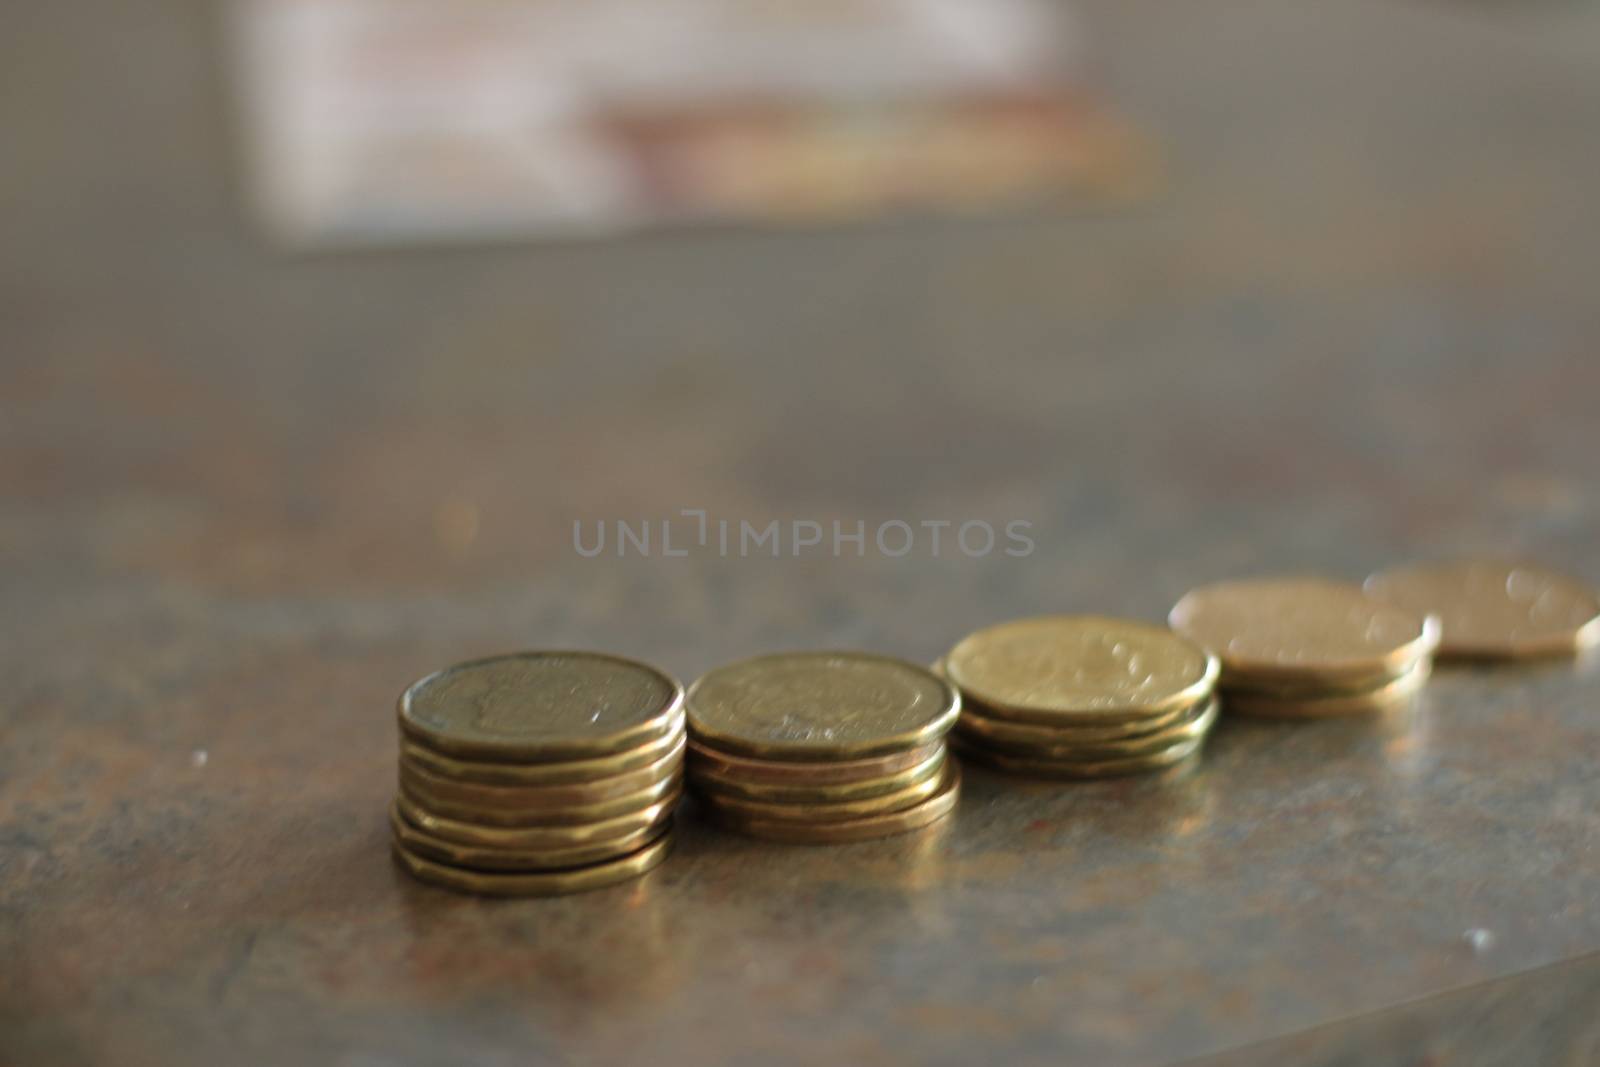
[387, 560, 1600, 894]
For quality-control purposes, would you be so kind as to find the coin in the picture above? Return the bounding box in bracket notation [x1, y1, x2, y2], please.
[951, 733, 1204, 779]
[942, 616, 1218, 724]
[956, 697, 1219, 761]
[390, 803, 671, 871]
[1365, 560, 1600, 660]
[955, 693, 1192, 746]
[690, 747, 947, 804]
[1169, 577, 1439, 683]
[399, 734, 683, 810]
[702, 764, 961, 844]
[1223, 661, 1431, 717]
[685, 738, 944, 786]
[400, 721, 685, 787]
[392, 833, 673, 897]
[400, 769, 682, 827]
[398, 651, 683, 762]
[1215, 664, 1417, 700]
[394, 789, 680, 849]
[686, 652, 960, 759]
[695, 759, 949, 822]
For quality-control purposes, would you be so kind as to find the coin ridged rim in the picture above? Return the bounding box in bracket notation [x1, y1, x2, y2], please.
[1213, 634, 1435, 693]
[952, 733, 1204, 779]
[956, 692, 1194, 745]
[685, 651, 961, 760]
[956, 697, 1219, 761]
[693, 759, 948, 822]
[390, 803, 672, 872]
[689, 746, 947, 804]
[703, 764, 961, 844]
[399, 733, 684, 809]
[1223, 660, 1431, 718]
[685, 738, 945, 786]
[1364, 561, 1600, 661]
[392, 832, 673, 897]
[400, 719, 685, 786]
[394, 789, 680, 848]
[1216, 661, 1420, 699]
[1169, 577, 1440, 683]
[397, 651, 685, 763]
[940, 615, 1220, 722]
[399, 770, 683, 827]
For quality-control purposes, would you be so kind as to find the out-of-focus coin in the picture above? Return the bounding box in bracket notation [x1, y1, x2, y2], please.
[1169, 577, 1438, 683]
[703, 765, 961, 844]
[695, 760, 948, 822]
[686, 652, 960, 759]
[399, 721, 684, 787]
[390, 803, 670, 872]
[394, 790, 679, 849]
[943, 616, 1218, 724]
[399, 770, 682, 827]
[399, 735, 683, 809]
[685, 739, 944, 786]
[691, 747, 946, 804]
[392, 833, 672, 897]
[1215, 665, 1416, 700]
[951, 733, 1204, 779]
[398, 651, 683, 762]
[1364, 560, 1600, 660]
[1223, 661, 1431, 717]
[956, 697, 1219, 761]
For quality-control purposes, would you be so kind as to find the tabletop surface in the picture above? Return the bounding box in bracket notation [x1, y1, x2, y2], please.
[5, 1, 1600, 1064]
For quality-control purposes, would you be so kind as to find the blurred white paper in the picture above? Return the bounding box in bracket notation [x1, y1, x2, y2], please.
[231, 0, 1152, 246]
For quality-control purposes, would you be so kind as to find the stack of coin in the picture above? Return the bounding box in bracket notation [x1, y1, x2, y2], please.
[1169, 577, 1439, 717]
[391, 651, 685, 896]
[939, 616, 1220, 778]
[685, 652, 962, 843]
[1365, 560, 1600, 662]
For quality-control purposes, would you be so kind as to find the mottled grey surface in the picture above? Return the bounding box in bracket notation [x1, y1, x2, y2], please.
[4, 1, 1600, 1064]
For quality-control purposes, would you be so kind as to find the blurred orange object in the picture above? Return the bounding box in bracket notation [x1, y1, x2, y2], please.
[231, 0, 1155, 246]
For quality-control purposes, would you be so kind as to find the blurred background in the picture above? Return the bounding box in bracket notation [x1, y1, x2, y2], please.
[7, 0, 1598, 636]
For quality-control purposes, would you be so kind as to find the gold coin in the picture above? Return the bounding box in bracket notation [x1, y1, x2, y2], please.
[392, 833, 673, 897]
[400, 769, 682, 827]
[956, 697, 1218, 761]
[400, 720, 685, 786]
[694, 758, 948, 822]
[952, 733, 1204, 779]
[390, 803, 671, 872]
[704, 764, 961, 844]
[686, 651, 959, 759]
[1365, 560, 1600, 660]
[399, 733, 683, 810]
[689, 746, 946, 804]
[1169, 577, 1439, 684]
[942, 616, 1218, 724]
[394, 788, 680, 848]
[685, 738, 944, 786]
[1223, 661, 1431, 717]
[956, 692, 1192, 745]
[397, 651, 683, 762]
[1216, 663, 1416, 700]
